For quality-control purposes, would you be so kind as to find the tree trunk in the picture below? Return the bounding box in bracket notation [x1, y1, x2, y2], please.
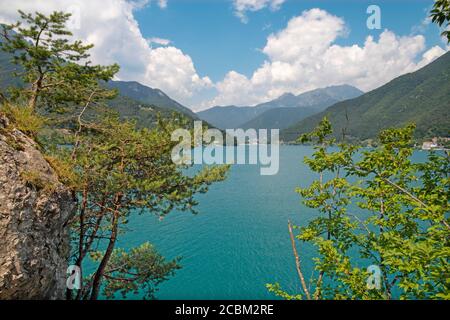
[28, 75, 43, 110]
[89, 196, 121, 300]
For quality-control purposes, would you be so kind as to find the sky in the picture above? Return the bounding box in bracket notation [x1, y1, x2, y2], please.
[0, 0, 448, 111]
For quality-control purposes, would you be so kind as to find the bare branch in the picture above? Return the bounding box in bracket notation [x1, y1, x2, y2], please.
[288, 220, 311, 300]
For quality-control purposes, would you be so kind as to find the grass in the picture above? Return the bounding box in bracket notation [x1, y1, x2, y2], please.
[0, 103, 45, 137]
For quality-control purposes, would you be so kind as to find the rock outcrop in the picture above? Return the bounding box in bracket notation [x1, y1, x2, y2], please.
[0, 115, 75, 299]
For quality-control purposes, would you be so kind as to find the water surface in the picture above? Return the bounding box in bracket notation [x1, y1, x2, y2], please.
[102, 146, 429, 299]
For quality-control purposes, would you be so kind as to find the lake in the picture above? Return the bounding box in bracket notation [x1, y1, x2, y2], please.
[100, 146, 429, 299]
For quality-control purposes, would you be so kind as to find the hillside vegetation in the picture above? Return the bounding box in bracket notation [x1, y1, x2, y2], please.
[197, 85, 363, 129]
[281, 52, 450, 142]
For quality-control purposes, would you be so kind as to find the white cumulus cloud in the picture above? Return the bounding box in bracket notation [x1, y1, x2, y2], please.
[0, 0, 210, 106]
[0, 3, 446, 111]
[157, 0, 167, 9]
[233, 0, 286, 23]
[145, 47, 212, 99]
[147, 37, 172, 46]
[207, 8, 447, 107]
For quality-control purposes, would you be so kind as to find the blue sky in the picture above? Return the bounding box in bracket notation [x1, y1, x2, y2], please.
[0, 0, 448, 110]
[136, 0, 444, 83]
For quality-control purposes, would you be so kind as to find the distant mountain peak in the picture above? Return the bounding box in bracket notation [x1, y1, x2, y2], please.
[198, 84, 364, 129]
[281, 52, 450, 142]
[107, 80, 197, 118]
[325, 84, 360, 90]
[277, 92, 296, 99]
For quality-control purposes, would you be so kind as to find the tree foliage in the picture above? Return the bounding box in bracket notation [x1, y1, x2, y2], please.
[0, 11, 229, 300]
[54, 114, 228, 300]
[269, 118, 450, 300]
[0, 10, 119, 111]
[91, 243, 181, 300]
[431, 0, 450, 43]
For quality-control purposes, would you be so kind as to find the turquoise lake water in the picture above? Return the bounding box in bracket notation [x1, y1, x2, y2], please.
[93, 146, 429, 300]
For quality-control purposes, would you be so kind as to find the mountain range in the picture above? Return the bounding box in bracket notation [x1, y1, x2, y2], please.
[0, 33, 198, 126]
[106, 81, 198, 119]
[1, 42, 449, 142]
[197, 85, 363, 130]
[281, 51, 450, 142]
[0, 50, 197, 127]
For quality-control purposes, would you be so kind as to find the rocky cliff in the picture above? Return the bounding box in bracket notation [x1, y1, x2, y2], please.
[0, 115, 75, 299]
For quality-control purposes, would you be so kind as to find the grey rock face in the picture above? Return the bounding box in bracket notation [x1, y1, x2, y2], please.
[0, 115, 75, 299]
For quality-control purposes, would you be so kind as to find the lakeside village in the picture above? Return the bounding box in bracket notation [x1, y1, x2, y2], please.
[172, 122, 449, 152]
[420, 137, 450, 151]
